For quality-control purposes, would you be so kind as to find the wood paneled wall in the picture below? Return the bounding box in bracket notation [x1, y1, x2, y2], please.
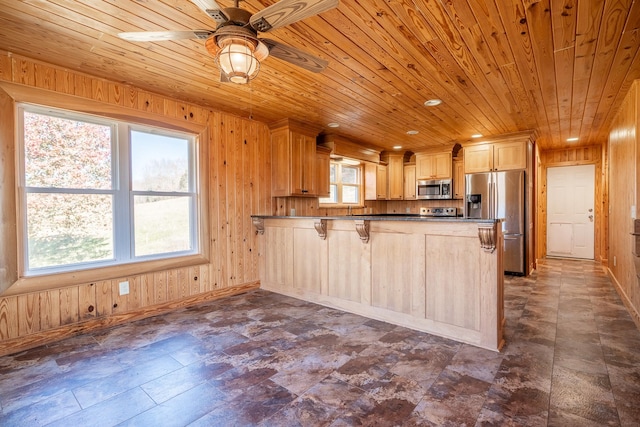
[537, 145, 606, 263]
[608, 81, 640, 326]
[0, 52, 272, 355]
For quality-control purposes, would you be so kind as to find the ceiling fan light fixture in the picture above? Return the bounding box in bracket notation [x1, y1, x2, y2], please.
[215, 37, 261, 84]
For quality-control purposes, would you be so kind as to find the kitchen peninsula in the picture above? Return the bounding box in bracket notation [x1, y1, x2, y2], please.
[252, 215, 504, 351]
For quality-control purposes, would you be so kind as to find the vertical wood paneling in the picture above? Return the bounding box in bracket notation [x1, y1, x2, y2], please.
[177, 268, 190, 298]
[153, 271, 168, 304]
[0, 296, 18, 339]
[538, 145, 603, 261]
[39, 290, 61, 330]
[95, 280, 113, 317]
[0, 55, 270, 347]
[608, 82, 640, 323]
[17, 293, 39, 336]
[59, 287, 79, 325]
[78, 283, 96, 321]
[0, 53, 12, 81]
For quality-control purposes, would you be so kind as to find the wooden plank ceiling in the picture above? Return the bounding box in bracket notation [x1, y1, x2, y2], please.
[0, 0, 639, 152]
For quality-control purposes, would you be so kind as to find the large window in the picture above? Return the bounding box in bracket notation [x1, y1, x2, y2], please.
[19, 105, 198, 275]
[319, 161, 363, 206]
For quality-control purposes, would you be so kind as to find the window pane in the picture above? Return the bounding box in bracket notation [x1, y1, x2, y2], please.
[319, 185, 337, 204]
[131, 130, 190, 192]
[26, 193, 114, 269]
[342, 185, 359, 204]
[134, 196, 192, 256]
[342, 166, 358, 184]
[23, 111, 112, 189]
[329, 164, 336, 183]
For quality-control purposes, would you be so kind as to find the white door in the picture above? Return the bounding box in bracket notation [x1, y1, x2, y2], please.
[546, 165, 595, 259]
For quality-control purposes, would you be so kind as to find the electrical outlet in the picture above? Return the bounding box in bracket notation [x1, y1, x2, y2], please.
[119, 281, 129, 296]
[406, 207, 411, 213]
[613, 256, 617, 267]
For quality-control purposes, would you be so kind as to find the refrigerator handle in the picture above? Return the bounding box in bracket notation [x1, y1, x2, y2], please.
[489, 179, 498, 219]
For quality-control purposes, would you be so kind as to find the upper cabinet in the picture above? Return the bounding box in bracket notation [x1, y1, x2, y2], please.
[270, 119, 322, 197]
[316, 145, 332, 198]
[404, 164, 416, 200]
[365, 163, 388, 200]
[453, 158, 464, 199]
[384, 153, 405, 200]
[464, 139, 527, 173]
[415, 152, 452, 179]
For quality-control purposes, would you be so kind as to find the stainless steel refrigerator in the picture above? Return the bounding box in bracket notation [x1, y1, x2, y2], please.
[465, 170, 525, 275]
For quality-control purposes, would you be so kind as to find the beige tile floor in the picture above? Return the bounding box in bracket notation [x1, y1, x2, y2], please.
[1, 258, 639, 426]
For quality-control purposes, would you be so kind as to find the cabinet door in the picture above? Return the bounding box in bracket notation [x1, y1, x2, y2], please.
[416, 152, 452, 179]
[387, 156, 404, 200]
[493, 141, 526, 171]
[271, 129, 291, 197]
[316, 148, 331, 198]
[376, 164, 388, 199]
[290, 133, 316, 196]
[404, 164, 416, 200]
[453, 159, 464, 199]
[416, 154, 434, 179]
[464, 145, 493, 173]
[433, 152, 452, 178]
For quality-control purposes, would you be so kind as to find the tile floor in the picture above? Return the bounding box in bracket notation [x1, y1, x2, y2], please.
[1, 259, 639, 426]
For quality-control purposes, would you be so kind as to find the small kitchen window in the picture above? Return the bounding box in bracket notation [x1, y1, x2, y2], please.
[319, 160, 363, 207]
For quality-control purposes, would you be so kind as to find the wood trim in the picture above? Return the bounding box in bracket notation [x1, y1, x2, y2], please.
[607, 268, 640, 330]
[0, 81, 207, 134]
[0, 281, 260, 357]
[537, 145, 603, 262]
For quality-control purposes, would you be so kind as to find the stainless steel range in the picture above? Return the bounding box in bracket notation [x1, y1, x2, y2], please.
[419, 207, 458, 217]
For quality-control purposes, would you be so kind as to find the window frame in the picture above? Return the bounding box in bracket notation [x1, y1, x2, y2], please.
[17, 103, 201, 277]
[319, 161, 364, 207]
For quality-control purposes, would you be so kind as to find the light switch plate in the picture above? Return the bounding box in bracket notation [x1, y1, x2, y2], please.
[119, 281, 129, 296]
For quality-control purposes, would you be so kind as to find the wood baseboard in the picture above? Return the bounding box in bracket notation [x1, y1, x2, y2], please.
[607, 269, 640, 330]
[0, 281, 260, 357]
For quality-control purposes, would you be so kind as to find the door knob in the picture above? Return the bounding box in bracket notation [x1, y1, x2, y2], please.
[588, 208, 593, 212]
[588, 215, 594, 222]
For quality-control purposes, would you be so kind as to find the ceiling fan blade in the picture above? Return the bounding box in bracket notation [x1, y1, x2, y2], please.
[261, 39, 328, 73]
[250, 0, 339, 32]
[190, 0, 229, 23]
[118, 30, 214, 42]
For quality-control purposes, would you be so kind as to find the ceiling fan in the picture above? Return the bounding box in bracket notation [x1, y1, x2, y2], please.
[118, 0, 339, 84]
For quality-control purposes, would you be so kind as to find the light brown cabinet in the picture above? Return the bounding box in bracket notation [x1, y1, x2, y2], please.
[316, 145, 332, 198]
[270, 119, 322, 197]
[453, 158, 464, 199]
[365, 163, 388, 200]
[416, 152, 452, 179]
[385, 153, 404, 200]
[404, 164, 416, 200]
[464, 140, 526, 173]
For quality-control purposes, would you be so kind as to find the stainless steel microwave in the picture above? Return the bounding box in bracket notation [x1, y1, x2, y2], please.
[416, 179, 452, 200]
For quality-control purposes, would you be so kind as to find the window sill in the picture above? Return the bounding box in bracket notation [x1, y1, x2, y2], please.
[3, 254, 210, 297]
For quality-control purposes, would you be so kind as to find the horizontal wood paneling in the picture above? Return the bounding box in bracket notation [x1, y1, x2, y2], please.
[0, 54, 272, 352]
[0, 1, 639, 152]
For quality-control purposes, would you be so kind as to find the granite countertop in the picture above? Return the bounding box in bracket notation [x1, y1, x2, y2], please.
[251, 214, 500, 223]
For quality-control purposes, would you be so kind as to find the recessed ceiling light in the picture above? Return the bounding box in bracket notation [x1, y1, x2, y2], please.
[327, 122, 340, 128]
[393, 145, 403, 149]
[471, 134, 483, 138]
[424, 99, 442, 107]
[406, 130, 419, 135]
[567, 137, 579, 142]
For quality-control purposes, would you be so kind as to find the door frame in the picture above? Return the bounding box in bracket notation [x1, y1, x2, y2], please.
[536, 146, 605, 263]
[546, 164, 595, 259]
